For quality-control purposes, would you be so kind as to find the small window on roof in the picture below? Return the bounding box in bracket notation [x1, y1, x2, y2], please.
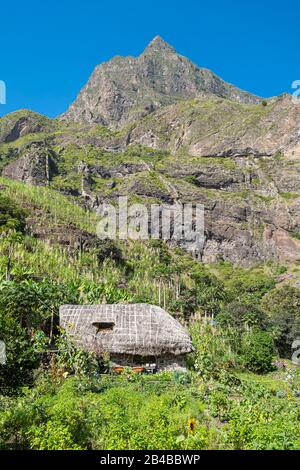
[92, 321, 115, 333]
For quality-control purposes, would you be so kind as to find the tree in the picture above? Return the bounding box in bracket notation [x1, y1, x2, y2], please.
[0, 194, 27, 234]
[217, 301, 267, 331]
[242, 330, 275, 373]
[0, 309, 39, 393]
[0, 279, 79, 340]
[261, 287, 300, 358]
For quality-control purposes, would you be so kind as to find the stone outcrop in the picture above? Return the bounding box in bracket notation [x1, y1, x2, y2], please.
[129, 94, 300, 157]
[2, 143, 56, 186]
[1, 38, 300, 266]
[61, 36, 262, 128]
[0, 110, 54, 143]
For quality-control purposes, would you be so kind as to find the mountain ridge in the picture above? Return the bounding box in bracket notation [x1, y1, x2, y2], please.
[60, 36, 263, 128]
[1, 39, 300, 266]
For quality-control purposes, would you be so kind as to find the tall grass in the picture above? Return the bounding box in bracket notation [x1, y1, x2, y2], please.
[0, 177, 100, 233]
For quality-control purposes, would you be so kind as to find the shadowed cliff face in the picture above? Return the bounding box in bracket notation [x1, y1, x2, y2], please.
[1, 38, 300, 266]
[60, 36, 262, 128]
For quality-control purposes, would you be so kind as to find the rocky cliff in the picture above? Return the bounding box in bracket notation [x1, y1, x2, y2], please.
[60, 36, 262, 128]
[1, 37, 300, 266]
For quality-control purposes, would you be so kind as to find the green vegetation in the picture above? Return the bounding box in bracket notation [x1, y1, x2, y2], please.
[0, 331, 299, 450]
[280, 192, 300, 201]
[0, 193, 27, 233]
[291, 231, 300, 241]
[241, 330, 275, 373]
[0, 180, 299, 450]
[0, 177, 100, 233]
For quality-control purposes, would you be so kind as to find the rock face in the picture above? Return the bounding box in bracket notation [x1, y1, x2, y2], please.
[129, 94, 300, 157]
[2, 143, 56, 186]
[1, 39, 300, 266]
[61, 36, 262, 128]
[0, 110, 54, 143]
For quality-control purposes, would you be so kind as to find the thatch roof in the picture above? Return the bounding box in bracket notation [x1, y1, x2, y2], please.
[59, 304, 193, 356]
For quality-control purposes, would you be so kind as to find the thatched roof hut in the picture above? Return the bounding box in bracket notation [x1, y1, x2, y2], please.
[59, 304, 193, 367]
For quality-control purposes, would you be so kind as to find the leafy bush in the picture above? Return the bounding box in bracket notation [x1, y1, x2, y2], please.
[54, 330, 99, 377]
[29, 422, 83, 450]
[94, 240, 123, 265]
[225, 390, 300, 450]
[0, 279, 79, 332]
[241, 330, 275, 373]
[0, 309, 39, 393]
[1, 371, 299, 450]
[189, 323, 241, 378]
[262, 287, 300, 357]
[0, 376, 210, 450]
[217, 301, 267, 330]
[0, 194, 27, 234]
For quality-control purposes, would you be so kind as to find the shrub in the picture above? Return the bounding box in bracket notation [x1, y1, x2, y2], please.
[95, 240, 123, 265]
[261, 287, 300, 357]
[29, 421, 84, 450]
[54, 330, 99, 377]
[189, 323, 241, 378]
[217, 301, 267, 330]
[0, 310, 39, 393]
[0, 279, 79, 332]
[0, 194, 27, 234]
[241, 330, 275, 373]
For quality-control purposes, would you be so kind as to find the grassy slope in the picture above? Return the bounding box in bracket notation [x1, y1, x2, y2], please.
[0, 179, 300, 450]
[2, 176, 300, 290]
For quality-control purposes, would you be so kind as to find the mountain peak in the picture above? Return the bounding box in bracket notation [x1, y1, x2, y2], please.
[144, 35, 176, 53]
[61, 37, 262, 127]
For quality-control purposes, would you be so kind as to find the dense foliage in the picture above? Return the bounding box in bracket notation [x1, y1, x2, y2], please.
[0, 343, 299, 450]
[0, 181, 299, 450]
[0, 194, 27, 234]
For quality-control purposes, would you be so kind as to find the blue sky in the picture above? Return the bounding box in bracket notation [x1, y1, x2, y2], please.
[0, 0, 299, 117]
